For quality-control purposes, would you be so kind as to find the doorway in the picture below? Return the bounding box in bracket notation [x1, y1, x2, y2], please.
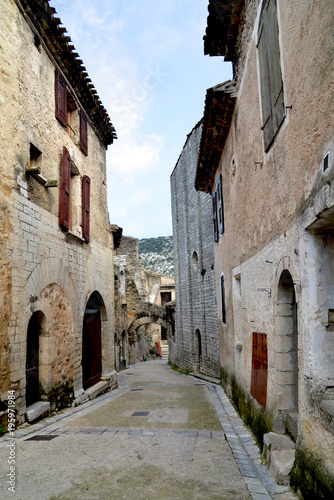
[195, 329, 202, 373]
[82, 292, 103, 390]
[26, 312, 43, 407]
[276, 270, 298, 413]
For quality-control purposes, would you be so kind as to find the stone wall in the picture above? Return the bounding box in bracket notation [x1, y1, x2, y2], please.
[170, 121, 220, 378]
[204, 0, 334, 488]
[0, 0, 117, 424]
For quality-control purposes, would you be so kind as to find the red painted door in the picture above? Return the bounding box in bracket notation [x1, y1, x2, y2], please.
[82, 309, 102, 390]
[251, 332, 268, 408]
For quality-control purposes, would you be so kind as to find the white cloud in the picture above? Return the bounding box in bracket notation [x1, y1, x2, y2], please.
[108, 133, 164, 178]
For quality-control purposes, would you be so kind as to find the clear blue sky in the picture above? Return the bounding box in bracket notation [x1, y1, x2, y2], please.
[52, 0, 232, 238]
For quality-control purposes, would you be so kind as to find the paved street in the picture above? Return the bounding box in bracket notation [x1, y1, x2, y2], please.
[0, 361, 296, 499]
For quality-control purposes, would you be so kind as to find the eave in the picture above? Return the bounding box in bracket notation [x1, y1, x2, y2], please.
[195, 80, 236, 193]
[17, 0, 117, 147]
[204, 0, 245, 61]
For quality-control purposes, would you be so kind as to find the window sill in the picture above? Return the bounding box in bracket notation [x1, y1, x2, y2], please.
[66, 230, 86, 243]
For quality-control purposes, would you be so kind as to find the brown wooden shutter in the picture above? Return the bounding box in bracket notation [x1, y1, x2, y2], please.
[212, 192, 218, 242]
[257, 0, 284, 151]
[59, 147, 71, 230]
[217, 174, 224, 234]
[82, 175, 90, 242]
[80, 110, 88, 156]
[55, 70, 67, 127]
[251, 332, 268, 408]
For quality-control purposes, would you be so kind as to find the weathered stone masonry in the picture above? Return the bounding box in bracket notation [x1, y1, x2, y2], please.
[170, 121, 220, 378]
[196, 0, 334, 494]
[0, 0, 118, 427]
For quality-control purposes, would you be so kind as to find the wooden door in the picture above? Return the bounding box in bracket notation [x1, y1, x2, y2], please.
[251, 332, 268, 408]
[26, 314, 40, 407]
[82, 309, 102, 390]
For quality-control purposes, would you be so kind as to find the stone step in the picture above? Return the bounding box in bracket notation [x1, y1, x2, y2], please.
[263, 432, 296, 486]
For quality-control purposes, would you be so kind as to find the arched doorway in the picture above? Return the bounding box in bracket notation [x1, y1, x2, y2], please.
[195, 329, 202, 373]
[119, 331, 126, 370]
[82, 292, 103, 390]
[276, 270, 298, 414]
[26, 312, 44, 407]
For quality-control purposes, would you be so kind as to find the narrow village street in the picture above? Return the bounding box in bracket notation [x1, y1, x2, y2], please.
[0, 361, 296, 500]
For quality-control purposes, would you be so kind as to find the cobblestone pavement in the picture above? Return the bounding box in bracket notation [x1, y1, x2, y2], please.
[0, 361, 297, 500]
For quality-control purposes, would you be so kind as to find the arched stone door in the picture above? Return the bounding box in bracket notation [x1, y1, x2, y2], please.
[276, 270, 299, 414]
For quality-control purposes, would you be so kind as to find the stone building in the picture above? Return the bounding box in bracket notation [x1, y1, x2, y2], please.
[114, 236, 174, 367]
[0, 0, 118, 427]
[195, 0, 334, 494]
[170, 121, 220, 378]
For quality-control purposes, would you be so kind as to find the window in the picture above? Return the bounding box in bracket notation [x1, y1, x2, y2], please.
[257, 0, 285, 152]
[323, 152, 330, 174]
[59, 146, 71, 230]
[80, 111, 88, 156]
[221, 274, 226, 324]
[67, 94, 77, 139]
[217, 173, 224, 234]
[55, 70, 88, 156]
[82, 174, 90, 242]
[212, 191, 218, 242]
[29, 143, 42, 171]
[59, 146, 90, 242]
[55, 69, 67, 127]
[161, 292, 171, 305]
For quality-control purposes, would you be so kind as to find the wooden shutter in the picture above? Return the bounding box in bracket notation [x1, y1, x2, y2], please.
[257, 0, 284, 151]
[55, 70, 67, 127]
[212, 192, 218, 242]
[80, 110, 88, 156]
[221, 274, 226, 324]
[251, 332, 268, 408]
[59, 147, 71, 230]
[217, 173, 224, 234]
[82, 175, 90, 243]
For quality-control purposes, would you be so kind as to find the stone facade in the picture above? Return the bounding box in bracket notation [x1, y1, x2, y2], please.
[196, 0, 334, 493]
[114, 236, 175, 366]
[170, 121, 220, 378]
[0, 0, 118, 427]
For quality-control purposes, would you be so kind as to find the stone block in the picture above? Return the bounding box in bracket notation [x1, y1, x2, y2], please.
[85, 380, 110, 401]
[26, 401, 50, 423]
[275, 335, 295, 354]
[269, 449, 295, 485]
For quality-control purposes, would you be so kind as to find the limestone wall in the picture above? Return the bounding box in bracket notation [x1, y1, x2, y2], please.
[0, 0, 116, 423]
[170, 122, 220, 378]
[209, 0, 334, 480]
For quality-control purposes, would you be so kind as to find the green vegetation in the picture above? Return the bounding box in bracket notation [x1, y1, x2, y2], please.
[221, 368, 272, 449]
[168, 361, 190, 376]
[139, 236, 174, 276]
[291, 443, 334, 499]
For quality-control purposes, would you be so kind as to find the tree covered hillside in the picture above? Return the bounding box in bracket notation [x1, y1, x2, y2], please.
[139, 236, 174, 276]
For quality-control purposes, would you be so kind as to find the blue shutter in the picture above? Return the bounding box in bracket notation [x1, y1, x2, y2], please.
[212, 192, 218, 242]
[221, 275, 226, 324]
[217, 174, 224, 234]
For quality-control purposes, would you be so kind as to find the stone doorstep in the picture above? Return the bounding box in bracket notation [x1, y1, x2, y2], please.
[84, 380, 110, 401]
[26, 401, 51, 423]
[263, 433, 295, 486]
[269, 450, 296, 486]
